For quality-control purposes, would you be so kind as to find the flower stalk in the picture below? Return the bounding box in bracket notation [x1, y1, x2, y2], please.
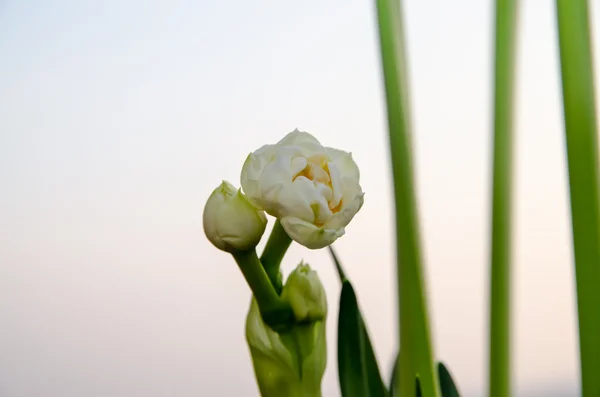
[556, 0, 600, 395]
[488, 1, 518, 396]
[260, 220, 293, 293]
[233, 249, 294, 330]
[374, 0, 440, 395]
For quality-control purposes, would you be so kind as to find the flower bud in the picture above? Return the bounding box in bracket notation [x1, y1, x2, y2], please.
[281, 263, 327, 323]
[203, 181, 267, 253]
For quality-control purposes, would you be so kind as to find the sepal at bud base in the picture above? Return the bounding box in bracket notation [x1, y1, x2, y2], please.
[203, 181, 267, 253]
[245, 263, 327, 397]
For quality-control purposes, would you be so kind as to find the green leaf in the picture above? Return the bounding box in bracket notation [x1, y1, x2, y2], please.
[437, 362, 460, 397]
[338, 281, 388, 397]
[389, 353, 399, 397]
[328, 245, 347, 283]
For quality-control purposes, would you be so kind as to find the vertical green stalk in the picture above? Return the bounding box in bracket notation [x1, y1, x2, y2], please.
[488, 1, 518, 397]
[556, 1, 600, 395]
[374, 1, 439, 396]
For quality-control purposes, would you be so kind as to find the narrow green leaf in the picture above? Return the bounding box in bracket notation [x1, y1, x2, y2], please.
[338, 281, 388, 397]
[488, 0, 518, 396]
[328, 245, 348, 283]
[437, 362, 460, 397]
[374, 0, 439, 396]
[389, 353, 400, 397]
[556, 1, 600, 395]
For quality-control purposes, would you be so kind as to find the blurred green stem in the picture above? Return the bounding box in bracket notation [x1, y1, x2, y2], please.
[556, 1, 600, 396]
[488, 1, 518, 397]
[260, 220, 292, 293]
[374, 0, 440, 396]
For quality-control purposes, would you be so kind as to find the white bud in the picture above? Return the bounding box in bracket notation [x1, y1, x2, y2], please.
[203, 181, 267, 253]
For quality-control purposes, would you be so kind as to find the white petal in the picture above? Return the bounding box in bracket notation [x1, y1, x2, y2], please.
[278, 129, 321, 147]
[258, 152, 294, 198]
[280, 216, 345, 249]
[309, 164, 330, 184]
[271, 177, 316, 222]
[241, 154, 262, 200]
[326, 147, 360, 182]
[241, 145, 276, 205]
[278, 130, 329, 158]
[312, 194, 333, 225]
[324, 185, 364, 230]
[327, 162, 343, 209]
[291, 157, 307, 176]
[315, 182, 333, 202]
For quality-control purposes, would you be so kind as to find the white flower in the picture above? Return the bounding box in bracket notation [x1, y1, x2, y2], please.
[203, 181, 267, 253]
[241, 130, 364, 249]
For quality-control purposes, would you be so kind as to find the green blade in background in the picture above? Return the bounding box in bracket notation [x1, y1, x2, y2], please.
[437, 362, 460, 397]
[556, 0, 600, 395]
[391, 357, 458, 397]
[337, 281, 388, 397]
[488, 0, 518, 396]
[373, 0, 439, 396]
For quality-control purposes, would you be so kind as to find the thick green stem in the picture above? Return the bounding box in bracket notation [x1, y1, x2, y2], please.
[374, 0, 440, 396]
[260, 220, 293, 293]
[488, 1, 518, 397]
[233, 249, 293, 330]
[556, 1, 600, 396]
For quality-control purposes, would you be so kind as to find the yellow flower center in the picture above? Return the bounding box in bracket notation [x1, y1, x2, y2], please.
[292, 156, 343, 216]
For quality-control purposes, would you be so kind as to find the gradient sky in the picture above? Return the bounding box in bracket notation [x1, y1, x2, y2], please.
[1, 1, 599, 396]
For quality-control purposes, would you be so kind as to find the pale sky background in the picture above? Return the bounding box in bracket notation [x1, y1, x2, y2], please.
[1, 1, 599, 396]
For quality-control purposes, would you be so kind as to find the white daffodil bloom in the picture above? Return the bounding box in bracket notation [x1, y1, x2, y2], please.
[203, 181, 267, 253]
[241, 130, 364, 249]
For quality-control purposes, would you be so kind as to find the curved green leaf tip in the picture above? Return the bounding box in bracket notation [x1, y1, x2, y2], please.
[328, 245, 347, 283]
[438, 362, 460, 397]
[338, 281, 388, 397]
[389, 353, 400, 397]
[389, 357, 460, 397]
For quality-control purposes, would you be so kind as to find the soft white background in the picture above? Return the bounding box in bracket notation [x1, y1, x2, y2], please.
[1, 0, 596, 396]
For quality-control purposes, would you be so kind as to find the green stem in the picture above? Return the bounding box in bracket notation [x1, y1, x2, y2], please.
[374, 1, 439, 396]
[260, 220, 293, 293]
[233, 249, 293, 330]
[556, 1, 600, 396]
[488, 1, 518, 397]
